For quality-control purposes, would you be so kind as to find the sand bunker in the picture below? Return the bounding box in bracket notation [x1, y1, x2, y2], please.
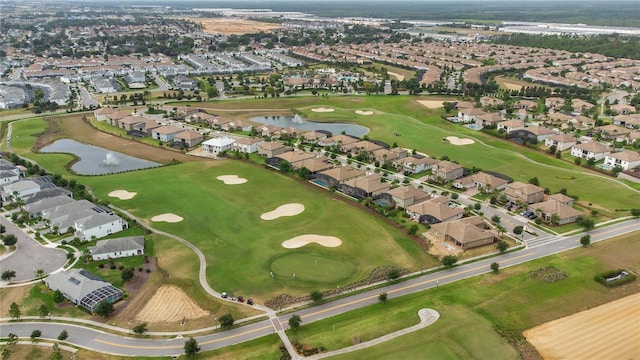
[216, 175, 248, 185]
[524, 292, 640, 360]
[135, 286, 208, 323]
[387, 71, 405, 81]
[108, 190, 137, 200]
[417, 100, 445, 109]
[445, 136, 475, 145]
[311, 107, 335, 113]
[261, 203, 305, 220]
[355, 110, 374, 116]
[282, 234, 342, 248]
[151, 213, 184, 223]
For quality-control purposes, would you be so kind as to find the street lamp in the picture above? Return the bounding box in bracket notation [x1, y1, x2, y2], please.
[128, 321, 131, 334]
[215, 317, 218, 328]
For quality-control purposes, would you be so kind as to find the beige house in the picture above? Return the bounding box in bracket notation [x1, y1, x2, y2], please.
[504, 181, 545, 204]
[291, 157, 334, 174]
[133, 119, 162, 135]
[529, 198, 583, 225]
[384, 186, 431, 209]
[116, 115, 144, 131]
[497, 120, 525, 134]
[430, 216, 497, 250]
[174, 130, 204, 147]
[318, 134, 359, 147]
[570, 142, 610, 161]
[152, 125, 184, 142]
[406, 196, 464, 225]
[93, 107, 115, 121]
[475, 112, 504, 128]
[604, 150, 640, 171]
[545, 133, 577, 151]
[432, 160, 464, 183]
[457, 108, 485, 123]
[453, 172, 508, 191]
[339, 174, 390, 199]
[396, 156, 438, 174]
[342, 140, 384, 153]
[316, 166, 366, 187]
[257, 142, 288, 158]
[233, 137, 264, 154]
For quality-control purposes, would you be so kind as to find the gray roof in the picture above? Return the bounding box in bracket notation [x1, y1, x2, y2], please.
[90, 236, 144, 256]
[45, 269, 122, 311]
[74, 211, 121, 230]
[24, 195, 75, 216]
[24, 187, 72, 204]
[42, 199, 96, 222]
[3, 179, 39, 193]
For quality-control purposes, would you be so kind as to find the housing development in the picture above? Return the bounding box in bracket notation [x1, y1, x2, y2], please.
[0, 1, 639, 360]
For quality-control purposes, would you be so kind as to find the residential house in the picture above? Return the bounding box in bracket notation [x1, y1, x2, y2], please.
[504, 181, 545, 204]
[371, 148, 401, 164]
[152, 125, 184, 142]
[383, 185, 431, 209]
[105, 111, 129, 126]
[342, 140, 384, 154]
[432, 160, 464, 183]
[529, 198, 582, 225]
[571, 99, 595, 114]
[497, 120, 525, 134]
[44, 269, 123, 313]
[430, 216, 497, 250]
[475, 112, 504, 128]
[291, 157, 333, 175]
[453, 172, 508, 192]
[257, 142, 288, 158]
[233, 137, 264, 154]
[117, 115, 144, 131]
[300, 131, 328, 142]
[610, 103, 636, 115]
[570, 142, 610, 161]
[339, 174, 390, 199]
[514, 99, 538, 111]
[544, 97, 565, 111]
[89, 236, 145, 261]
[517, 125, 556, 142]
[603, 150, 640, 171]
[24, 195, 74, 218]
[613, 114, 640, 129]
[132, 119, 161, 136]
[267, 150, 316, 168]
[457, 108, 485, 123]
[396, 156, 438, 175]
[406, 196, 464, 225]
[24, 188, 72, 205]
[0, 159, 21, 185]
[201, 136, 236, 155]
[257, 124, 283, 138]
[221, 119, 253, 132]
[174, 130, 204, 147]
[318, 134, 359, 147]
[595, 125, 632, 141]
[315, 166, 366, 187]
[74, 209, 128, 241]
[545, 133, 577, 151]
[173, 75, 197, 91]
[93, 107, 115, 121]
[1, 179, 40, 203]
[480, 96, 504, 108]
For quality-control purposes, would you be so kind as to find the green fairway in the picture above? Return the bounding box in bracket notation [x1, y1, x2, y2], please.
[269, 251, 357, 284]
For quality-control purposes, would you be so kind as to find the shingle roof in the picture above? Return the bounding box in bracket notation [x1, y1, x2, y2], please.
[89, 236, 144, 257]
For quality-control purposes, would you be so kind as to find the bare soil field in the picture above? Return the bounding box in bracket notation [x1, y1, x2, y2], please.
[417, 100, 445, 109]
[524, 292, 640, 360]
[387, 71, 405, 81]
[135, 285, 209, 323]
[0, 286, 29, 317]
[185, 18, 282, 35]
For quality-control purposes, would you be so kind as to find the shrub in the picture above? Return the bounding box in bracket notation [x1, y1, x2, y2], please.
[98, 263, 105, 268]
[595, 269, 636, 287]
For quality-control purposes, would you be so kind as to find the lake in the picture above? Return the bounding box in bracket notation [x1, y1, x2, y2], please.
[251, 115, 369, 137]
[40, 139, 161, 175]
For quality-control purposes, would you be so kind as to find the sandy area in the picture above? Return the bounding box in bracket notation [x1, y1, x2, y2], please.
[108, 190, 137, 200]
[261, 203, 305, 220]
[445, 136, 475, 145]
[151, 213, 184, 223]
[216, 175, 248, 185]
[282, 234, 342, 248]
[524, 292, 640, 360]
[387, 71, 405, 81]
[181, 18, 282, 35]
[134, 286, 208, 323]
[311, 107, 335, 113]
[355, 110, 374, 116]
[417, 100, 445, 109]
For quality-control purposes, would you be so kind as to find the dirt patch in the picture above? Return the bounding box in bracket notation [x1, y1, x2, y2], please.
[261, 203, 305, 220]
[0, 286, 30, 317]
[185, 18, 282, 35]
[445, 136, 475, 145]
[424, 232, 462, 257]
[417, 100, 445, 109]
[108, 190, 137, 200]
[134, 285, 208, 323]
[355, 110, 374, 116]
[151, 213, 184, 223]
[311, 107, 335, 113]
[216, 174, 248, 185]
[387, 71, 405, 81]
[524, 292, 640, 360]
[282, 234, 342, 248]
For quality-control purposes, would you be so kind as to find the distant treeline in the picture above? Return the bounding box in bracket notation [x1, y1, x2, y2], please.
[492, 34, 640, 60]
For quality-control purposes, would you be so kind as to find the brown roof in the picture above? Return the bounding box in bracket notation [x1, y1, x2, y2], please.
[275, 150, 316, 163]
[385, 185, 430, 202]
[407, 197, 464, 221]
[547, 133, 577, 143]
[343, 174, 390, 194]
[319, 166, 366, 182]
[258, 142, 287, 150]
[291, 157, 333, 172]
[430, 216, 497, 244]
[524, 126, 555, 136]
[174, 130, 203, 141]
[505, 181, 545, 196]
[153, 125, 184, 135]
[607, 150, 640, 162]
[531, 199, 583, 220]
[118, 115, 145, 125]
[573, 142, 609, 153]
[469, 172, 508, 188]
[343, 140, 384, 152]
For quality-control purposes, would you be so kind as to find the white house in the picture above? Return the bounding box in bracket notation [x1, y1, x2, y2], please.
[1, 179, 40, 203]
[497, 120, 525, 134]
[232, 137, 264, 153]
[89, 236, 145, 261]
[152, 125, 184, 142]
[603, 150, 640, 171]
[545, 133, 577, 151]
[202, 136, 236, 155]
[457, 108, 485, 123]
[0, 160, 21, 185]
[74, 211, 128, 241]
[570, 142, 610, 161]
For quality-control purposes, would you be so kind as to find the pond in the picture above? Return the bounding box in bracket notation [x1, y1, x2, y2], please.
[40, 139, 161, 175]
[251, 115, 369, 137]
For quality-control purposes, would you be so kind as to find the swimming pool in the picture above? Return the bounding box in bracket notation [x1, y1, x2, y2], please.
[466, 124, 482, 131]
[597, 164, 612, 171]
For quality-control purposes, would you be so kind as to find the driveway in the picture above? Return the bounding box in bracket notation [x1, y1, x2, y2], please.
[0, 215, 67, 282]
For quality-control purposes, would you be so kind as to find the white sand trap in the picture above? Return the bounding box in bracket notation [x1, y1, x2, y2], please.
[108, 190, 137, 200]
[151, 213, 184, 223]
[445, 136, 475, 145]
[417, 100, 445, 109]
[311, 107, 335, 113]
[261, 203, 305, 220]
[355, 110, 374, 115]
[282, 234, 342, 249]
[216, 175, 248, 185]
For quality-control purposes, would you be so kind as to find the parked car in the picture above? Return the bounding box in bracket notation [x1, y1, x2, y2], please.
[237, 296, 245, 303]
[247, 299, 254, 305]
[229, 295, 236, 301]
[527, 213, 537, 219]
[221, 292, 228, 299]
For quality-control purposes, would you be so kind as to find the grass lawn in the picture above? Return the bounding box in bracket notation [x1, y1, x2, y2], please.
[287, 230, 640, 359]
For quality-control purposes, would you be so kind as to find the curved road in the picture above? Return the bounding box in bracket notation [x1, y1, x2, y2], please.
[1, 219, 638, 357]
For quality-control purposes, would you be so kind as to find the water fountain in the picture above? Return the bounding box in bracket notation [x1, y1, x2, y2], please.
[101, 152, 120, 167]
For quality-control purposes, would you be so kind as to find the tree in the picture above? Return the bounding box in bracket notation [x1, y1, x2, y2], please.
[491, 215, 501, 223]
[1, 270, 16, 282]
[35, 268, 46, 282]
[121, 267, 135, 282]
[219, 313, 234, 328]
[2, 346, 11, 360]
[184, 337, 200, 358]
[528, 177, 540, 186]
[132, 323, 148, 335]
[388, 267, 401, 280]
[49, 343, 63, 360]
[580, 234, 591, 247]
[9, 302, 21, 320]
[57, 329, 68, 341]
[94, 300, 114, 317]
[496, 240, 509, 253]
[441, 255, 458, 268]
[490, 262, 500, 273]
[631, 208, 640, 217]
[39, 304, 49, 319]
[30, 329, 42, 343]
[6, 333, 18, 345]
[53, 289, 65, 303]
[310, 290, 323, 303]
[288, 314, 302, 332]
[577, 217, 595, 230]
[407, 224, 419, 236]
[513, 226, 524, 235]
[378, 292, 388, 304]
[2, 234, 17, 246]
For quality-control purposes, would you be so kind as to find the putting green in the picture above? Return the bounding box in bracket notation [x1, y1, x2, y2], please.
[269, 252, 356, 284]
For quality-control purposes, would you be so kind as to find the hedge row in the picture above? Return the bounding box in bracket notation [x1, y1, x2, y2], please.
[594, 269, 636, 287]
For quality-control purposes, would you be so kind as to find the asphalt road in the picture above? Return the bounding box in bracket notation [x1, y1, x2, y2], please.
[2, 219, 638, 357]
